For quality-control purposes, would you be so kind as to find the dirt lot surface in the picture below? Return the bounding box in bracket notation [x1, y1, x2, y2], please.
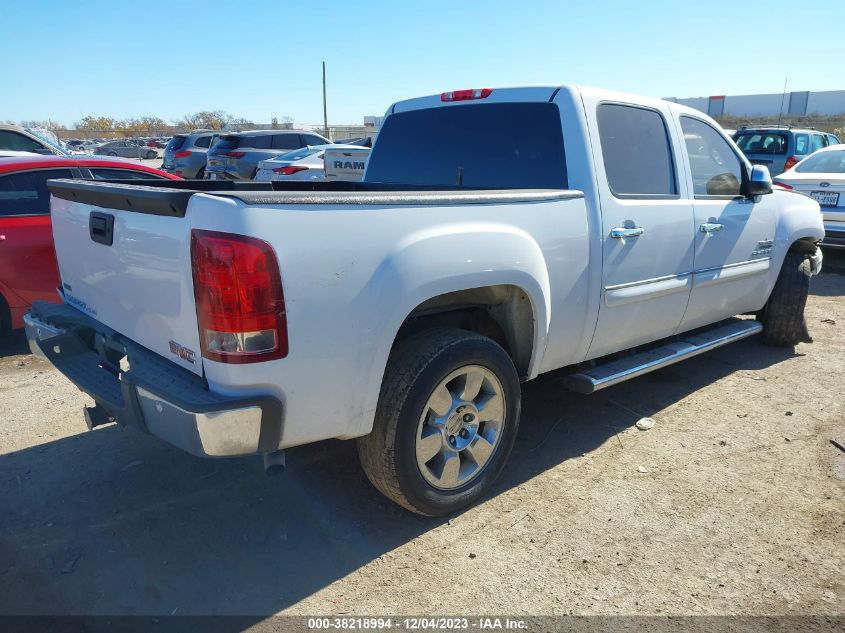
[0, 256, 843, 623]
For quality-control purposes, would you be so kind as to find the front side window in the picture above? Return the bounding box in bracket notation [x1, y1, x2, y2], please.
[0, 169, 75, 216]
[597, 104, 676, 197]
[680, 117, 743, 197]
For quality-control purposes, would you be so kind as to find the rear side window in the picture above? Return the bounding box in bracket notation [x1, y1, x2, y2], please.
[810, 134, 825, 153]
[597, 103, 677, 197]
[0, 130, 45, 152]
[89, 168, 169, 180]
[240, 135, 272, 150]
[793, 134, 809, 154]
[734, 132, 788, 155]
[0, 169, 75, 216]
[680, 117, 743, 197]
[193, 135, 214, 149]
[271, 134, 302, 150]
[365, 102, 567, 188]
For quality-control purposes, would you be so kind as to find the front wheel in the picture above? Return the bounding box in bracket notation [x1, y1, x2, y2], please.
[145, 150, 156, 159]
[758, 251, 814, 346]
[357, 328, 521, 516]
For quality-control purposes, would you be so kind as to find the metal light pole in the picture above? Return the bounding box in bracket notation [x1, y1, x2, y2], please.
[322, 61, 329, 138]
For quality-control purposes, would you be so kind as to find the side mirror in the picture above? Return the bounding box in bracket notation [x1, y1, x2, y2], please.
[745, 164, 773, 197]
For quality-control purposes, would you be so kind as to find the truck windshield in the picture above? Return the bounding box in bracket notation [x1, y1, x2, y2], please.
[365, 102, 567, 189]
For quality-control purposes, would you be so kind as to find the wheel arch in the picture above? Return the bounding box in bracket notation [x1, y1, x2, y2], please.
[352, 226, 552, 440]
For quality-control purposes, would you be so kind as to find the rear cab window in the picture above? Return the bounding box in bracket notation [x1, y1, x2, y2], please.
[734, 132, 788, 155]
[0, 169, 75, 215]
[365, 102, 567, 188]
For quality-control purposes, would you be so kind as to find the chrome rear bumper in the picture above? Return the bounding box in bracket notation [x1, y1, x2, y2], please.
[24, 302, 281, 458]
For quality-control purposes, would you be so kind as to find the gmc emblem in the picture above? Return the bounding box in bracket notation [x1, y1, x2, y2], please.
[169, 340, 196, 364]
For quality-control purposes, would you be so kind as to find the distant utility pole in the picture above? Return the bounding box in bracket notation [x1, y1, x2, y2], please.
[776, 76, 788, 128]
[322, 61, 329, 137]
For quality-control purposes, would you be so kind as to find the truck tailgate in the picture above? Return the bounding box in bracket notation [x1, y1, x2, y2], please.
[48, 181, 203, 376]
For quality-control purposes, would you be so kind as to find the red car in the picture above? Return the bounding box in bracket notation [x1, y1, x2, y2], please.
[0, 156, 180, 330]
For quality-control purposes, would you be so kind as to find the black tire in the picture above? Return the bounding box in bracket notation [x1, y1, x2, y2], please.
[758, 251, 813, 346]
[0, 293, 9, 332]
[145, 150, 156, 160]
[195, 167, 205, 181]
[107, 151, 117, 157]
[357, 328, 521, 516]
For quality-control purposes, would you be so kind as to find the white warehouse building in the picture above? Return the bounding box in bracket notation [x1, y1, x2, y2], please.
[664, 90, 845, 118]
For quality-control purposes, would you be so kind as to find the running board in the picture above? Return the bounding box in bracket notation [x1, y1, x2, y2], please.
[564, 319, 763, 394]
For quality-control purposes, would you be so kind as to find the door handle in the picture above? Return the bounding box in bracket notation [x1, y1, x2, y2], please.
[700, 222, 724, 234]
[610, 227, 645, 239]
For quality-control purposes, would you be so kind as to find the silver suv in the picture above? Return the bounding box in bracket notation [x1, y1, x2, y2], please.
[162, 131, 220, 179]
[205, 130, 330, 180]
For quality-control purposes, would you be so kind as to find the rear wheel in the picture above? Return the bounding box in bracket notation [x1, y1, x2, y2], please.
[107, 151, 117, 157]
[145, 150, 156, 159]
[758, 251, 813, 346]
[357, 328, 521, 516]
[195, 167, 205, 180]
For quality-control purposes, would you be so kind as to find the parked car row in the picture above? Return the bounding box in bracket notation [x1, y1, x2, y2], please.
[727, 126, 843, 251]
[732, 126, 840, 175]
[161, 129, 372, 182]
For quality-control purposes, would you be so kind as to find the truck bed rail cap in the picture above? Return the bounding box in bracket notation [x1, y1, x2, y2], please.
[216, 189, 584, 207]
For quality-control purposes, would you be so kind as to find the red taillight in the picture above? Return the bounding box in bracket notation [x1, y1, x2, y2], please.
[772, 181, 793, 190]
[272, 165, 308, 175]
[784, 156, 799, 171]
[174, 150, 192, 158]
[440, 88, 493, 102]
[226, 151, 246, 158]
[191, 230, 288, 363]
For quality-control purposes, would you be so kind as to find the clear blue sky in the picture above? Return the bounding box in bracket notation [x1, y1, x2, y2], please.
[1, 0, 843, 127]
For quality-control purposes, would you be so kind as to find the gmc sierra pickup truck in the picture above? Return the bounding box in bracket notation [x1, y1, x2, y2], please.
[26, 85, 824, 516]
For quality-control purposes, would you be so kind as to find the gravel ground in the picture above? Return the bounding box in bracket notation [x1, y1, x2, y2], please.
[0, 255, 843, 622]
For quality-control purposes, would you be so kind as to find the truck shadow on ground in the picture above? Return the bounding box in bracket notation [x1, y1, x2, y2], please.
[0, 335, 800, 623]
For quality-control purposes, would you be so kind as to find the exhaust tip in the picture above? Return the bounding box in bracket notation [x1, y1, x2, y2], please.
[263, 450, 286, 476]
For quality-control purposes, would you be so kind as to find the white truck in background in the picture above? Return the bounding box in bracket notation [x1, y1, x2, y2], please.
[27, 85, 823, 516]
[323, 146, 370, 181]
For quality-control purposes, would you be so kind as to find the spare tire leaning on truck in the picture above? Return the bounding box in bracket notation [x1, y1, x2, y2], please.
[757, 249, 817, 347]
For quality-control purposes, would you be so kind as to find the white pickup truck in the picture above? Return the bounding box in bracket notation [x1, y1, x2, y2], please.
[26, 85, 824, 516]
